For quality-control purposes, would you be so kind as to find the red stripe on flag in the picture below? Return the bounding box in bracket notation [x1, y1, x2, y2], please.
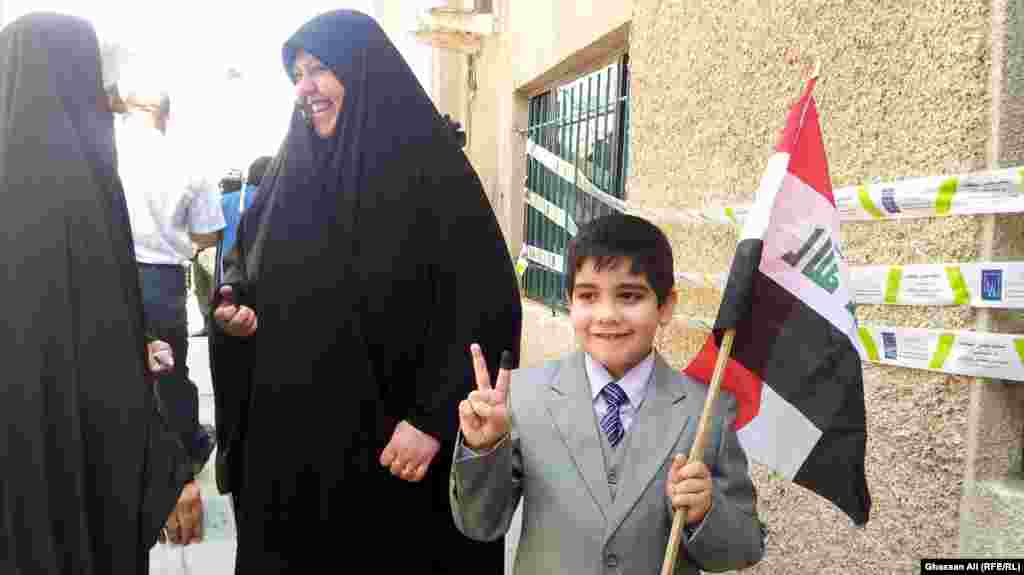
[774, 78, 834, 206]
[682, 335, 763, 431]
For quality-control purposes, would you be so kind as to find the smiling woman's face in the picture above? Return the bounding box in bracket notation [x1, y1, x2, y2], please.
[292, 49, 345, 138]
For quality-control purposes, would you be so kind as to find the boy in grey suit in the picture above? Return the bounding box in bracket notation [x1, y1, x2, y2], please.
[451, 214, 765, 574]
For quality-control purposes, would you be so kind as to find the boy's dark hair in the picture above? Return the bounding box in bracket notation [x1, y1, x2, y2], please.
[247, 155, 273, 186]
[565, 213, 674, 305]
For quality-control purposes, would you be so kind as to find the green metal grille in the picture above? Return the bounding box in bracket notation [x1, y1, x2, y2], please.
[523, 55, 631, 310]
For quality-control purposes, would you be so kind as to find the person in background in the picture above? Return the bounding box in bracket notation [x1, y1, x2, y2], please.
[0, 13, 190, 572]
[215, 156, 272, 285]
[209, 10, 522, 573]
[113, 79, 226, 544]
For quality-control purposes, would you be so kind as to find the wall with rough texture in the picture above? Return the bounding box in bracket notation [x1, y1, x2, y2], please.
[629, 0, 994, 572]
[959, 0, 1024, 557]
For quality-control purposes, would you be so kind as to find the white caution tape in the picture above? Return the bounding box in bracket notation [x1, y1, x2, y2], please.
[849, 262, 1024, 308]
[530, 306, 716, 333]
[856, 325, 1024, 382]
[677, 262, 1024, 309]
[525, 140, 710, 226]
[663, 166, 1024, 226]
[671, 313, 1024, 382]
[524, 244, 565, 273]
[676, 271, 728, 290]
[838, 167, 1024, 220]
[627, 204, 705, 225]
[526, 139, 628, 213]
[525, 188, 577, 236]
[520, 299, 1024, 381]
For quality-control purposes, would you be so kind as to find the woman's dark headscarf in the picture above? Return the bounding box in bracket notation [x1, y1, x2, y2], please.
[212, 15, 521, 568]
[236, 9, 450, 285]
[0, 13, 188, 573]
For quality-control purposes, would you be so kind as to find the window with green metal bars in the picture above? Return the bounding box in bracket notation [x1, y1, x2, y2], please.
[522, 54, 631, 311]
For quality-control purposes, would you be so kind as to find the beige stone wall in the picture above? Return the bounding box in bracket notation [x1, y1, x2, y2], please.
[629, 0, 996, 572]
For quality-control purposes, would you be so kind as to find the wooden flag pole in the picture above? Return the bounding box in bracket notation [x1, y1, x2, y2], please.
[660, 328, 736, 575]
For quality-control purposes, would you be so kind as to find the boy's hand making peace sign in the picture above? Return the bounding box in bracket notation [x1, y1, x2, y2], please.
[459, 344, 513, 451]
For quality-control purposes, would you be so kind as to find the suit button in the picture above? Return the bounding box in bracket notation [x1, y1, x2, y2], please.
[606, 554, 619, 568]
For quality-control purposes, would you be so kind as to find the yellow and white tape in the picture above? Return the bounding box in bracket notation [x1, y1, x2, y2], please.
[849, 262, 1024, 308]
[674, 166, 1024, 226]
[525, 188, 578, 237]
[520, 301, 1024, 381]
[677, 262, 1024, 309]
[526, 137, 1024, 226]
[670, 313, 1024, 382]
[855, 325, 1024, 382]
[524, 244, 564, 273]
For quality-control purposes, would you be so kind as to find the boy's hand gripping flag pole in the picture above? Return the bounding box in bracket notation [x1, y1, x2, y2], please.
[660, 329, 735, 575]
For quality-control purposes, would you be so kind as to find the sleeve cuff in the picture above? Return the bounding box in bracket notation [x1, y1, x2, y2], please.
[455, 434, 508, 461]
[685, 499, 714, 541]
[404, 405, 457, 442]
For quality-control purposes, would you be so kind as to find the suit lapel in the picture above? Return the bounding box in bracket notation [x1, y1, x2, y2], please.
[603, 353, 690, 544]
[545, 351, 613, 518]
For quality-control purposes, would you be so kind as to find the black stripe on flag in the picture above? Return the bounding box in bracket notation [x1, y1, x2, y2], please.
[712, 238, 871, 525]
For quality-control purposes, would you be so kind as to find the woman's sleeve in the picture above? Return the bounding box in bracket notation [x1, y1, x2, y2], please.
[212, 240, 247, 308]
[207, 211, 253, 494]
[403, 156, 524, 440]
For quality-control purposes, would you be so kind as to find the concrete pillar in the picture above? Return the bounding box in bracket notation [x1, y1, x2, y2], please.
[959, 0, 1024, 556]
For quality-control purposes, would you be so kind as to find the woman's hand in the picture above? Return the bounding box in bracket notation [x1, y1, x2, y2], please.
[159, 481, 203, 545]
[146, 340, 174, 375]
[379, 421, 441, 483]
[213, 285, 258, 337]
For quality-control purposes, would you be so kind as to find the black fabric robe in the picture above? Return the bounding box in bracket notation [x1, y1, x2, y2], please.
[0, 13, 191, 574]
[209, 9, 522, 574]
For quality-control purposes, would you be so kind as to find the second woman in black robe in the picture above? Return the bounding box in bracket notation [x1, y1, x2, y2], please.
[210, 9, 522, 573]
[0, 12, 190, 574]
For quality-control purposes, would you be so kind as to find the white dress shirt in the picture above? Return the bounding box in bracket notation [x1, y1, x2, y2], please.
[116, 114, 225, 266]
[586, 350, 655, 436]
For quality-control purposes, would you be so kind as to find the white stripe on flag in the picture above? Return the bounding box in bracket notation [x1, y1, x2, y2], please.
[741, 153, 790, 241]
[757, 171, 861, 351]
[736, 384, 822, 480]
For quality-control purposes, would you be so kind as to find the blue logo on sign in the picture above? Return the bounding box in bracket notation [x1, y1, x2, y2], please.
[880, 187, 900, 214]
[881, 332, 898, 360]
[981, 269, 1003, 301]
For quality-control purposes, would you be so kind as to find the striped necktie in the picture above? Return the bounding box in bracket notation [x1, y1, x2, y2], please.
[599, 381, 629, 448]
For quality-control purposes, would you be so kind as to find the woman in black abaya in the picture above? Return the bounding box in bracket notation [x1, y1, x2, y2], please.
[209, 9, 522, 573]
[0, 12, 190, 574]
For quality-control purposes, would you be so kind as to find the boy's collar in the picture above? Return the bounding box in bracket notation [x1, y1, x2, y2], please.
[584, 349, 656, 403]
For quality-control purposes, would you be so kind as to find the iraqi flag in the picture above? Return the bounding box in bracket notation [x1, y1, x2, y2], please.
[683, 76, 871, 526]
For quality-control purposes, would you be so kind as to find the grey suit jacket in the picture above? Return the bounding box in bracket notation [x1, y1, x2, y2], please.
[449, 351, 765, 574]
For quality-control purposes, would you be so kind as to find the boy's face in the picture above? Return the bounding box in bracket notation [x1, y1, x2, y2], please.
[569, 257, 676, 379]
